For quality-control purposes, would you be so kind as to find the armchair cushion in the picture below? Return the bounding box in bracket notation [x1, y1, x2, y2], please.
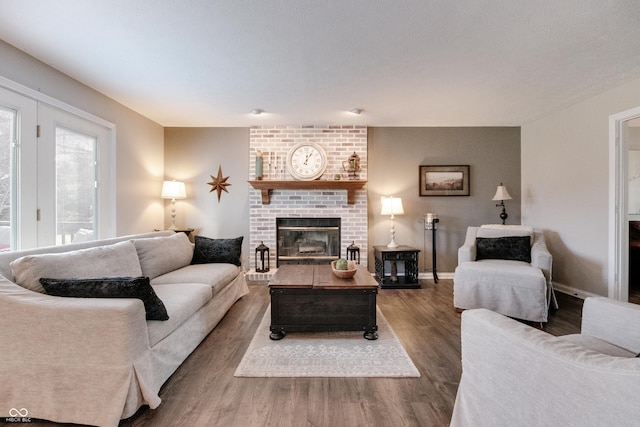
[454, 260, 547, 322]
[477, 224, 534, 241]
[476, 236, 531, 262]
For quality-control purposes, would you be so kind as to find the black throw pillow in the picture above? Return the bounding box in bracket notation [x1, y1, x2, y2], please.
[191, 236, 243, 266]
[476, 236, 531, 263]
[39, 276, 169, 321]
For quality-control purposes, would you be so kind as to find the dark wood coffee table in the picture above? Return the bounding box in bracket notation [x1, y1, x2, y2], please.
[268, 264, 379, 340]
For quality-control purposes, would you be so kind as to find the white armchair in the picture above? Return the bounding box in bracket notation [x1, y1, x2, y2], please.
[454, 225, 556, 323]
[450, 297, 640, 427]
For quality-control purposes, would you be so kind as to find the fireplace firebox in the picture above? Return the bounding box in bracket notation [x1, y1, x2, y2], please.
[276, 218, 341, 266]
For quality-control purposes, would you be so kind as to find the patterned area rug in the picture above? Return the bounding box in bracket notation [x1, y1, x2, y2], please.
[234, 306, 420, 378]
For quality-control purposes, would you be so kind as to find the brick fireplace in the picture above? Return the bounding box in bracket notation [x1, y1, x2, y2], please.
[248, 125, 368, 277]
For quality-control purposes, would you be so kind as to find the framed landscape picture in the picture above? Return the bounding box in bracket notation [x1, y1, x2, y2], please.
[419, 165, 470, 196]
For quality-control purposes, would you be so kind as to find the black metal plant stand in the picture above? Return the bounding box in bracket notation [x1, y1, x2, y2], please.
[430, 218, 439, 283]
[422, 215, 439, 283]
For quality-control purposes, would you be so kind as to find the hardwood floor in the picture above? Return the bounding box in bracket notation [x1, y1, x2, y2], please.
[26, 280, 583, 427]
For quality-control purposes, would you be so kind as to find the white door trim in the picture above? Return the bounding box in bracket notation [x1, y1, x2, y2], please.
[609, 106, 640, 301]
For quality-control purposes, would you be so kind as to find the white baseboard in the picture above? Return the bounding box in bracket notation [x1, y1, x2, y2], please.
[419, 272, 454, 280]
[415, 273, 601, 300]
[248, 270, 598, 300]
[552, 281, 602, 300]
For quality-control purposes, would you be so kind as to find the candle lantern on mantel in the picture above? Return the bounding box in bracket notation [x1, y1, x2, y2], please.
[342, 151, 361, 179]
[255, 241, 270, 273]
[346, 241, 360, 264]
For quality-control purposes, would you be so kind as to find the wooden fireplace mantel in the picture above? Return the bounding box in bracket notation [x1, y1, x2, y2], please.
[248, 179, 367, 205]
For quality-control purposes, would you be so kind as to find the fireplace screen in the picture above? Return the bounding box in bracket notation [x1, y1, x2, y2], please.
[276, 217, 341, 265]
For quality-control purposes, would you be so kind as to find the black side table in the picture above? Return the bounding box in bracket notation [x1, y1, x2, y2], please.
[373, 245, 420, 289]
[154, 228, 194, 237]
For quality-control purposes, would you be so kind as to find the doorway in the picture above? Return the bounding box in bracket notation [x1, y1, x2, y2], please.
[609, 106, 640, 302]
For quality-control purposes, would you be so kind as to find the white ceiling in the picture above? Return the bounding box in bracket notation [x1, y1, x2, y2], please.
[2, 1, 640, 127]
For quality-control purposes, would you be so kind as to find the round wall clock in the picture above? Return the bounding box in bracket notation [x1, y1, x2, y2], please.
[287, 142, 327, 180]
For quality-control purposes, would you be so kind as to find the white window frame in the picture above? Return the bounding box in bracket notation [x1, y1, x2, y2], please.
[0, 75, 116, 245]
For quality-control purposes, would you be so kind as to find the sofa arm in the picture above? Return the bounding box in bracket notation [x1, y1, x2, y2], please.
[581, 297, 640, 354]
[451, 309, 640, 427]
[457, 227, 478, 264]
[0, 278, 151, 365]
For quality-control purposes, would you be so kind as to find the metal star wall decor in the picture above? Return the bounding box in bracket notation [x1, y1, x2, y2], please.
[207, 165, 231, 202]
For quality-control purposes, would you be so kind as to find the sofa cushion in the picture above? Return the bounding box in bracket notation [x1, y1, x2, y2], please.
[10, 240, 143, 293]
[151, 263, 241, 295]
[131, 232, 194, 279]
[558, 334, 636, 358]
[39, 276, 169, 320]
[147, 283, 213, 346]
[191, 236, 243, 266]
[476, 236, 531, 263]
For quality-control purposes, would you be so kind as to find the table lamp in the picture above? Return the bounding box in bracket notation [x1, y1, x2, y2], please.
[492, 183, 513, 225]
[161, 180, 187, 230]
[381, 196, 404, 247]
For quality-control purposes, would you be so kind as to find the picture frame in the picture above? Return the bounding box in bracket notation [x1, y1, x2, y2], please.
[419, 165, 470, 196]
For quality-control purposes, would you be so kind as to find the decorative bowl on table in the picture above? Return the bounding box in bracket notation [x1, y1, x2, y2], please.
[331, 260, 358, 279]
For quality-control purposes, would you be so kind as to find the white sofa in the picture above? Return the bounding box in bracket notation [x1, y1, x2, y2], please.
[451, 297, 640, 427]
[0, 231, 249, 426]
[454, 225, 553, 323]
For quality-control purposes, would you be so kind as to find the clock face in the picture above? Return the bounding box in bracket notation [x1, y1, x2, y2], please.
[287, 143, 327, 180]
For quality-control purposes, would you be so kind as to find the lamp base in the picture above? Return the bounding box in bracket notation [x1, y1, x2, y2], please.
[496, 201, 508, 225]
[387, 216, 399, 248]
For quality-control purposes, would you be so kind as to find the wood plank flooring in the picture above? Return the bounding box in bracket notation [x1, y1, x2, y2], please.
[26, 280, 583, 427]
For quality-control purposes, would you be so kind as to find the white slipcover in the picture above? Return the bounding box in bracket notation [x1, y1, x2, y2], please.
[454, 225, 552, 323]
[451, 297, 640, 427]
[0, 231, 249, 426]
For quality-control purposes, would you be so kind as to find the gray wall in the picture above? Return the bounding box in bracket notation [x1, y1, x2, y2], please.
[522, 74, 640, 297]
[164, 128, 250, 263]
[367, 127, 521, 273]
[163, 126, 521, 274]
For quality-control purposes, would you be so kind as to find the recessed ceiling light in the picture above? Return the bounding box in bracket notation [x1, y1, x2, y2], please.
[349, 108, 363, 115]
[250, 108, 264, 115]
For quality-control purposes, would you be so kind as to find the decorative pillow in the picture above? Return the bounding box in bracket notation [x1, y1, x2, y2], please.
[10, 241, 143, 294]
[39, 276, 169, 321]
[476, 236, 531, 263]
[191, 236, 243, 266]
[131, 232, 194, 279]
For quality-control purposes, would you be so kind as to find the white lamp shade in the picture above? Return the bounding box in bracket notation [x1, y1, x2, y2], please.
[161, 180, 187, 199]
[381, 197, 404, 216]
[492, 185, 512, 201]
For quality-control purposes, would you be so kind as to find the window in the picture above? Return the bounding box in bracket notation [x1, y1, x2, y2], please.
[0, 81, 114, 250]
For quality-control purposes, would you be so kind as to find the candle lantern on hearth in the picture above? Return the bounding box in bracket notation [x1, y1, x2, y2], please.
[255, 241, 270, 273]
[346, 241, 360, 264]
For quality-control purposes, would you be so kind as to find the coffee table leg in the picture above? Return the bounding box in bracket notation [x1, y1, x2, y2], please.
[270, 327, 286, 340]
[364, 327, 378, 340]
